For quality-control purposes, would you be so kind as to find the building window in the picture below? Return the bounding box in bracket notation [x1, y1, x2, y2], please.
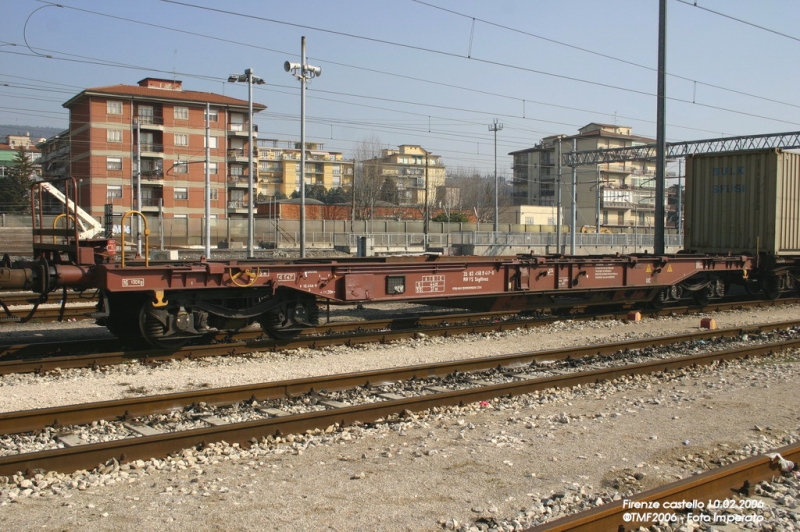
[107, 100, 122, 115]
[174, 161, 188, 174]
[107, 185, 123, 199]
[107, 130, 122, 143]
[174, 187, 188, 200]
[210, 189, 218, 200]
[230, 165, 243, 176]
[174, 134, 188, 146]
[174, 214, 188, 219]
[204, 136, 218, 149]
[205, 162, 218, 175]
[107, 157, 123, 171]
[174, 106, 189, 120]
[205, 109, 218, 122]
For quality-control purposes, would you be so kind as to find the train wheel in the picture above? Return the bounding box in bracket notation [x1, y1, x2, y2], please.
[258, 295, 319, 339]
[104, 293, 147, 342]
[692, 287, 711, 306]
[139, 305, 193, 349]
[649, 288, 669, 310]
[761, 275, 782, 301]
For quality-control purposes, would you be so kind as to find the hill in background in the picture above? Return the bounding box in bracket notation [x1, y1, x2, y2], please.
[0, 125, 65, 143]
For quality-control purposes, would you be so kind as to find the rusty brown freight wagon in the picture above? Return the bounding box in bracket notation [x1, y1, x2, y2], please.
[684, 148, 800, 257]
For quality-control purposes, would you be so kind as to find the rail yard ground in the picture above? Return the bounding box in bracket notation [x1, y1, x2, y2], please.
[1, 305, 799, 531]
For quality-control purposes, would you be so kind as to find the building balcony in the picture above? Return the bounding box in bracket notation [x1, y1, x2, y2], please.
[227, 176, 255, 187]
[140, 197, 163, 210]
[139, 143, 164, 156]
[136, 116, 164, 129]
[227, 148, 253, 162]
[227, 201, 250, 213]
[228, 123, 258, 136]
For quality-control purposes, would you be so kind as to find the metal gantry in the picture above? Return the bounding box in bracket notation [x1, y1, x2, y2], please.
[563, 130, 800, 166]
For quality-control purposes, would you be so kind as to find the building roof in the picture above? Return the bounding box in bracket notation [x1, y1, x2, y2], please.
[62, 82, 267, 111]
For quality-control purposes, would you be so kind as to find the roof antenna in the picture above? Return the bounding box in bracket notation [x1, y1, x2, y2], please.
[173, 49, 178, 81]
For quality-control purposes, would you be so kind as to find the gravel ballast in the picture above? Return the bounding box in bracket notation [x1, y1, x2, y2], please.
[1, 305, 799, 531]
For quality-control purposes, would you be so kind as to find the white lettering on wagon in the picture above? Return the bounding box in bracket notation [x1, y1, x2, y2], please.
[276, 273, 296, 282]
[122, 278, 145, 287]
[415, 274, 445, 293]
[594, 266, 618, 280]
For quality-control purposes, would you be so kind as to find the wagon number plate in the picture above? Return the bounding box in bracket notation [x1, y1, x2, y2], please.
[276, 273, 296, 281]
[122, 278, 145, 287]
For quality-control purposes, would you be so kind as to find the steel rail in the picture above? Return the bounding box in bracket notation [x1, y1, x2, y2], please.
[0, 305, 96, 324]
[527, 441, 800, 531]
[0, 309, 528, 369]
[0, 330, 798, 475]
[0, 297, 795, 376]
[0, 292, 96, 306]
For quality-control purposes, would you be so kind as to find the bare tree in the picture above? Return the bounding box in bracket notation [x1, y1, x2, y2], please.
[352, 135, 385, 221]
[445, 167, 489, 222]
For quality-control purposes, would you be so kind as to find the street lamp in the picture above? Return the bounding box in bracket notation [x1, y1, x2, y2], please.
[285, 36, 322, 259]
[228, 68, 265, 258]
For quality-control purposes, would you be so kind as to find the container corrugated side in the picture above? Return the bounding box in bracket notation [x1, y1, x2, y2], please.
[684, 149, 800, 256]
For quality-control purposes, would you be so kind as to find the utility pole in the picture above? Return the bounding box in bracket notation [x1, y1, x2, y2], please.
[204, 102, 211, 258]
[654, 0, 668, 254]
[135, 119, 142, 257]
[556, 138, 562, 254]
[570, 138, 577, 255]
[489, 119, 503, 235]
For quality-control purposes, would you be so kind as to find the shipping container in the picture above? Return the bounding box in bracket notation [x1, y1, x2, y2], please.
[684, 148, 800, 257]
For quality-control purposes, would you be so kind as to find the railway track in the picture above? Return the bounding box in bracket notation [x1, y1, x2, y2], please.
[0, 290, 793, 327]
[0, 298, 796, 376]
[531, 441, 800, 531]
[1, 323, 798, 477]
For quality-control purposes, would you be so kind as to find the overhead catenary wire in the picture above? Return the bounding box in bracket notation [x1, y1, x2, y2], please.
[4, 0, 797, 177]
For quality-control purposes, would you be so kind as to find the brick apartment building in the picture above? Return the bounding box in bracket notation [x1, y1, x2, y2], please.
[56, 77, 266, 222]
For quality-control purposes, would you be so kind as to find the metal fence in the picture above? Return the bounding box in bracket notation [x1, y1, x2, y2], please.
[0, 213, 682, 254]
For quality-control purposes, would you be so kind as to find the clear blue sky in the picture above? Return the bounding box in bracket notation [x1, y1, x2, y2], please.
[1, 0, 798, 178]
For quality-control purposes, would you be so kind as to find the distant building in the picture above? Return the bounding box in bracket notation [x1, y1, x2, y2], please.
[362, 145, 446, 206]
[509, 123, 659, 232]
[37, 130, 70, 179]
[60, 77, 266, 221]
[256, 139, 353, 198]
[0, 133, 42, 178]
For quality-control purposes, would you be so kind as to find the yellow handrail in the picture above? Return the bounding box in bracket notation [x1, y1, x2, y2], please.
[120, 210, 150, 267]
[52, 213, 78, 244]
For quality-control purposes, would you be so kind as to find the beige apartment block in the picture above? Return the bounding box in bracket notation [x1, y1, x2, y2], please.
[510, 123, 666, 232]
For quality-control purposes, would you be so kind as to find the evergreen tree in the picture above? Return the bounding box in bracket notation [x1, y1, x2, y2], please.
[0, 146, 35, 213]
[432, 211, 469, 223]
[306, 184, 328, 202]
[378, 177, 398, 204]
[325, 187, 348, 205]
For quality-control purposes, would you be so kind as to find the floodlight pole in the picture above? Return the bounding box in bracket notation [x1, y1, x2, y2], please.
[228, 68, 265, 258]
[285, 36, 322, 258]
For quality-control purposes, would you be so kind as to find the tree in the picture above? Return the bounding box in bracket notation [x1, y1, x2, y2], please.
[306, 184, 327, 202]
[378, 177, 398, 204]
[352, 135, 385, 220]
[324, 187, 348, 205]
[432, 211, 469, 223]
[0, 147, 36, 213]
